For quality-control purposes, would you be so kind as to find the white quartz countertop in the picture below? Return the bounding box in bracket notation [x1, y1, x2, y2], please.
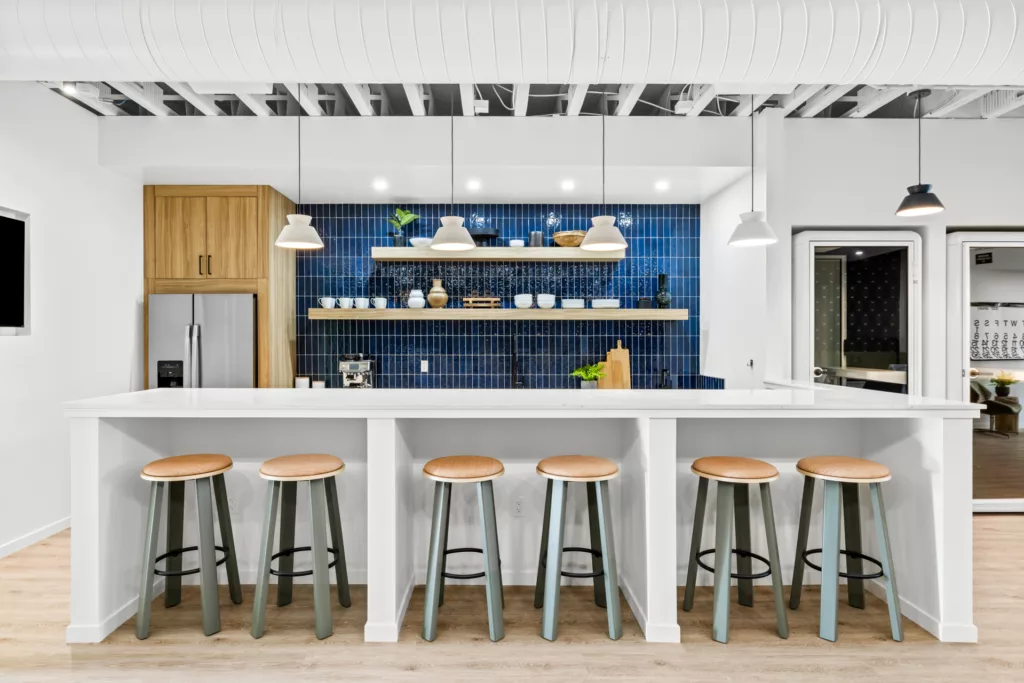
[64, 383, 980, 419]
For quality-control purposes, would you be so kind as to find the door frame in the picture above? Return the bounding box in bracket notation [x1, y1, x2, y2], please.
[794, 231, 922, 395]
[812, 254, 847, 384]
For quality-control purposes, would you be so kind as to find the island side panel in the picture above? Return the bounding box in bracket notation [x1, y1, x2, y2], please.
[646, 418, 681, 643]
[365, 417, 403, 642]
[617, 418, 650, 638]
[941, 417, 976, 642]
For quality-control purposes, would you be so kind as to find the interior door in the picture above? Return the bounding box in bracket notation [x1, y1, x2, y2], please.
[813, 255, 845, 384]
[154, 196, 206, 279]
[206, 197, 258, 279]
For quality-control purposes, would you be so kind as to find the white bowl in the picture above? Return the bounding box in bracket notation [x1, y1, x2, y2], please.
[408, 298, 426, 309]
[537, 293, 555, 302]
[562, 299, 585, 308]
[509, 239, 525, 247]
[409, 237, 432, 248]
[592, 298, 620, 309]
[514, 300, 533, 309]
[537, 300, 555, 309]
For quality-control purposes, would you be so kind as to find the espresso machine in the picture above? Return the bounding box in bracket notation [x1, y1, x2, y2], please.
[339, 354, 375, 388]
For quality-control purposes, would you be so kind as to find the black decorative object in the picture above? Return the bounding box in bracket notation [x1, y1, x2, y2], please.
[637, 298, 653, 309]
[996, 385, 1011, 398]
[655, 274, 671, 309]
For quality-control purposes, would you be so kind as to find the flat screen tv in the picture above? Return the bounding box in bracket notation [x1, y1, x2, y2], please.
[0, 214, 27, 331]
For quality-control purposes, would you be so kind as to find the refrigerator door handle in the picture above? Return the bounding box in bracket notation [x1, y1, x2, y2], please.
[183, 324, 193, 388]
[191, 324, 202, 388]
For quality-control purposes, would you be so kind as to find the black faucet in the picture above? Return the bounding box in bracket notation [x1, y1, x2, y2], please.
[511, 333, 525, 388]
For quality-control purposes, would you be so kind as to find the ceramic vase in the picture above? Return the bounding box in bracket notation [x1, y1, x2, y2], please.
[655, 273, 671, 309]
[996, 385, 1011, 397]
[581, 380, 598, 390]
[392, 233, 407, 247]
[427, 279, 449, 308]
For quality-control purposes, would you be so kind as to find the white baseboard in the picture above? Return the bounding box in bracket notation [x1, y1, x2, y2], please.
[863, 580, 976, 642]
[618, 575, 647, 637]
[0, 516, 70, 559]
[973, 498, 1024, 513]
[364, 574, 415, 642]
[66, 578, 165, 643]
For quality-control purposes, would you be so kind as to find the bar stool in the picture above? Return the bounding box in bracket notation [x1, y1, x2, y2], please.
[251, 454, 351, 640]
[422, 455, 505, 642]
[534, 455, 621, 642]
[790, 456, 903, 642]
[682, 457, 788, 644]
[136, 454, 242, 639]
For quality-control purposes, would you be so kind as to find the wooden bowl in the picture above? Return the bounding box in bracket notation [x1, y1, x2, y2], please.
[553, 230, 586, 247]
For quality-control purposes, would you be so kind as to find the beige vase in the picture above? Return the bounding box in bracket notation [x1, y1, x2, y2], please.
[427, 279, 448, 308]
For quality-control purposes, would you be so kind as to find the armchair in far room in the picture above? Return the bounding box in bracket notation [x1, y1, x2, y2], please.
[970, 379, 1021, 439]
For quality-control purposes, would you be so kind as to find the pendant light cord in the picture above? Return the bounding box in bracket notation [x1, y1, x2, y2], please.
[602, 115, 606, 206]
[451, 109, 455, 210]
[297, 83, 302, 207]
[750, 94, 755, 211]
[916, 95, 922, 185]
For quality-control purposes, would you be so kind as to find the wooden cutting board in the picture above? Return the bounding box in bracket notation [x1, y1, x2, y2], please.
[598, 340, 632, 389]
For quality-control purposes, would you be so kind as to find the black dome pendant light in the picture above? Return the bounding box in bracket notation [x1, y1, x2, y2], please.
[896, 89, 945, 218]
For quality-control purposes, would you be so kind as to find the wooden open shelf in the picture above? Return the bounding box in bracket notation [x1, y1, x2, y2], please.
[371, 246, 625, 262]
[308, 308, 688, 321]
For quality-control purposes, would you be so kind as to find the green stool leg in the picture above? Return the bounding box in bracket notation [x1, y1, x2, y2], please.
[251, 481, 280, 639]
[789, 476, 815, 609]
[135, 481, 164, 640]
[276, 481, 297, 607]
[870, 483, 904, 642]
[212, 474, 242, 605]
[586, 482, 608, 609]
[438, 482, 452, 608]
[422, 481, 451, 641]
[734, 484, 754, 608]
[759, 483, 789, 639]
[533, 479, 553, 608]
[478, 480, 505, 642]
[682, 477, 709, 612]
[195, 477, 221, 636]
[842, 482, 865, 609]
[711, 482, 735, 644]
[324, 477, 352, 608]
[164, 481, 184, 608]
[540, 479, 569, 641]
[595, 480, 622, 640]
[819, 480, 842, 642]
[309, 479, 333, 640]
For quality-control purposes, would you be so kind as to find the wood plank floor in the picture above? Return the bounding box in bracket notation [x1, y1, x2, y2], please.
[1, 516, 1022, 681]
[974, 432, 1024, 499]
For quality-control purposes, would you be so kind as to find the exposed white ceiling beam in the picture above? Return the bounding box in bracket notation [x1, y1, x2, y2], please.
[730, 93, 771, 116]
[843, 86, 911, 118]
[982, 90, 1024, 119]
[512, 84, 530, 116]
[459, 84, 475, 116]
[107, 81, 173, 116]
[342, 83, 375, 116]
[192, 82, 273, 95]
[165, 82, 222, 116]
[798, 85, 854, 117]
[326, 84, 346, 115]
[283, 83, 324, 116]
[923, 88, 991, 118]
[236, 92, 273, 116]
[615, 83, 645, 116]
[775, 84, 824, 115]
[62, 83, 125, 116]
[683, 84, 717, 116]
[403, 84, 426, 116]
[565, 83, 589, 116]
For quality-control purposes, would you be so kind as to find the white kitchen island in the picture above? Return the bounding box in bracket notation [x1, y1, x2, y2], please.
[63, 385, 979, 644]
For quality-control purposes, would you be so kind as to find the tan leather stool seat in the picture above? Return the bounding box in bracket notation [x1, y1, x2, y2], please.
[141, 454, 232, 481]
[536, 455, 619, 482]
[259, 454, 345, 481]
[423, 455, 504, 483]
[691, 456, 779, 483]
[797, 456, 891, 483]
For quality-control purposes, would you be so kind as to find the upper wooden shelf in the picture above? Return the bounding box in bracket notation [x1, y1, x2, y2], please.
[371, 246, 625, 262]
[308, 308, 688, 321]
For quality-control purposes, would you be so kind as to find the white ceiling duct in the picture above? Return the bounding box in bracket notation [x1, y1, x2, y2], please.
[1, 0, 1023, 86]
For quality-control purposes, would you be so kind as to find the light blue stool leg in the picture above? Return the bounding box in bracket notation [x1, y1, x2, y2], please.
[711, 482, 735, 644]
[251, 481, 280, 639]
[276, 481, 297, 607]
[438, 482, 452, 608]
[540, 479, 569, 641]
[135, 481, 163, 640]
[422, 481, 451, 641]
[533, 479, 553, 608]
[324, 476, 352, 608]
[586, 482, 608, 608]
[164, 481, 184, 608]
[195, 477, 221, 636]
[819, 480, 843, 642]
[682, 477, 708, 612]
[595, 480, 622, 640]
[842, 483, 865, 609]
[212, 474, 242, 605]
[789, 476, 815, 609]
[308, 479, 333, 640]
[759, 483, 789, 639]
[870, 483, 904, 642]
[478, 480, 505, 642]
[734, 484, 754, 607]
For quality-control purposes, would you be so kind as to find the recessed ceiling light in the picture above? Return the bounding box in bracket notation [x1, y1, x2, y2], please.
[372, 178, 389, 192]
[62, 82, 77, 95]
[855, 250, 864, 255]
[466, 178, 482, 191]
[654, 179, 670, 192]
[560, 179, 575, 192]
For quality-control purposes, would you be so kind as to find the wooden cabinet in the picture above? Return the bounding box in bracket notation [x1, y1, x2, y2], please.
[154, 196, 206, 279]
[152, 193, 257, 280]
[206, 197, 258, 279]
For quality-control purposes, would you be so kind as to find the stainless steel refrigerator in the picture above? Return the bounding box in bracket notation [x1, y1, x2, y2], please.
[148, 294, 256, 389]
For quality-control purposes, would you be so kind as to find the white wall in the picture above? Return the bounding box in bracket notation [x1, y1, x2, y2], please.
[970, 251, 1024, 401]
[0, 83, 141, 556]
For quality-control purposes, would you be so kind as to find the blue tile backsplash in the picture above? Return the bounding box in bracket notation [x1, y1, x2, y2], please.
[295, 203, 723, 389]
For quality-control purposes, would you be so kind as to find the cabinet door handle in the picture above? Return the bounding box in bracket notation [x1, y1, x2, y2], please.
[199, 255, 203, 276]
[207, 255, 212, 275]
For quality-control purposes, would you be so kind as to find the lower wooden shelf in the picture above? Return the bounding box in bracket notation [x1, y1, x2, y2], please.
[308, 308, 688, 321]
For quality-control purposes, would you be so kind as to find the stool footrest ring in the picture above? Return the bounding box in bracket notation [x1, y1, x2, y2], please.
[539, 546, 605, 579]
[154, 545, 229, 577]
[695, 548, 772, 580]
[442, 547, 502, 580]
[801, 549, 884, 580]
[270, 546, 339, 578]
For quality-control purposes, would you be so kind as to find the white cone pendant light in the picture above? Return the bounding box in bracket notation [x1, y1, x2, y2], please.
[275, 85, 323, 250]
[581, 116, 628, 252]
[896, 90, 945, 218]
[728, 96, 777, 247]
[430, 114, 476, 251]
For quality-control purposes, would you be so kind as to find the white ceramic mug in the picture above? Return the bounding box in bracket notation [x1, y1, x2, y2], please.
[318, 297, 337, 309]
[355, 298, 370, 309]
[311, 380, 326, 389]
[294, 376, 310, 389]
[339, 297, 354, 309]
[373, 297, 388, 309]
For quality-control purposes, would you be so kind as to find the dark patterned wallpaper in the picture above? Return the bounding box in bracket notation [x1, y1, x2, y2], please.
[845, 249, 907, 359]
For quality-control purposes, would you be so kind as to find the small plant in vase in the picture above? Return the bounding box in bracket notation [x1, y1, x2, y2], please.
[387, 207, 419, 247]
[990, 371, 1019, 398]
[571, 362, 606, 390]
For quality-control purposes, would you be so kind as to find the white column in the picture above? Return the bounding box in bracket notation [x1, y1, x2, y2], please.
[938, 417, 976, 641]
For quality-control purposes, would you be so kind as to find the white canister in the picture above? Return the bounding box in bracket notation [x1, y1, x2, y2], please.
[294, 376, 311, 389]
[311, 380, 326, 389]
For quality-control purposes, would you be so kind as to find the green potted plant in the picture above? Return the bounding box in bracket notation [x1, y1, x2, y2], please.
[571, 362, 606, 390]
[387, 207, 419, 247]
[990, 370, 1019, 398]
